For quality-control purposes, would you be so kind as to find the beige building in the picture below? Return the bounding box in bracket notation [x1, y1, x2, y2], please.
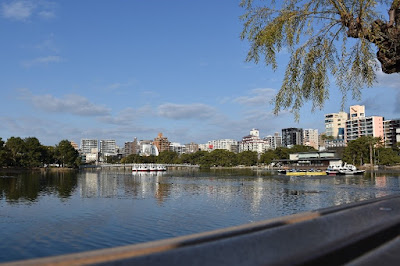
[324, 111, 348, 139]
[303, 129, 319, 150]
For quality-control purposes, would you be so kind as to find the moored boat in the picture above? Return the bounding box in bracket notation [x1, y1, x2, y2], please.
[132, 164, 167, 172]
[326, 163, 365, 175]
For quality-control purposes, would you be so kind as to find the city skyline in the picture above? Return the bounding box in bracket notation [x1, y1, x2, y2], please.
[1, 1, 400, 147]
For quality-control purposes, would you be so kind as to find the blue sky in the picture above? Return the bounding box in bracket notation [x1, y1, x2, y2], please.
[1, 0, 399, 147]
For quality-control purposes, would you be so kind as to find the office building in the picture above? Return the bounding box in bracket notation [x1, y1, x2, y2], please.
[282, 128, 303, 147]
[81, 139, 98, 154]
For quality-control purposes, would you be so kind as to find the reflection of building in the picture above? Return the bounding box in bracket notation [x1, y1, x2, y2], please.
[239, 129, 268, 153]
[282, 128, 303, 147]
[383, 119, 400, 148]
[153, 133, 170, 153]
[207, 139, 239, 153]
[264, 132, 282, 150]
[303, 129, 319, 150]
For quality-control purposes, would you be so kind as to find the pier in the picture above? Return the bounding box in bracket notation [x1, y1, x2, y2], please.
[5, 193, 400, 265]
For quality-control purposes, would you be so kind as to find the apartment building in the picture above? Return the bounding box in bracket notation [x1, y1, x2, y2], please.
[303, 129, 319, 150]
[383, 119, 400, 147]
[153, 133, 170, 153]
[124, 138, 139, 156]
[239, 129, 268, 154]
[345, 116, 384, 142]
[282, 128, 303, 147]
[324, 111, 347, 139]
[207, 139, 239, 152]
[264, 132, 282, 150]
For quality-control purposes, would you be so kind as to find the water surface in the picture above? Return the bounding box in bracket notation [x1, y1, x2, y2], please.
[1, 169, 400, 262]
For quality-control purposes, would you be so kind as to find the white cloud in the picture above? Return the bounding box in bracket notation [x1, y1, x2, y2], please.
[22, 55, 63, 67]
[2, 0, 56, 21]
[158, 103, 216, 120]
[234, 88, 276, 106]
[19, 89, 111, 116]
[100, 106, 154, 125]
[375, 68, 400, 89]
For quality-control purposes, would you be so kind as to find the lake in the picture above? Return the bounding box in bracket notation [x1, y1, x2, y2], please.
[1, 168, 400, 263]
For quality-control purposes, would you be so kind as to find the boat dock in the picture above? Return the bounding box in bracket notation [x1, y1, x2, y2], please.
[5, 194, 400, 265]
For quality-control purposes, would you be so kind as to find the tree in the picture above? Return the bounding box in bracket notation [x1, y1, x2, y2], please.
[237, 151, 259, 166]
[0, 137, 8, 167]
[157, 151, 180, 164]
[241, 0, 400, 117]
[55, 140, 79, 168]
[5, 137, 26, 167]
[342, 136, 380, 165]
[22, 137, 44, 167]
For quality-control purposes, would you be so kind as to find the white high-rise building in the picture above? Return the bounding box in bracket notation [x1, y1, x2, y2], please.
[81, 139, 98, 154]
[240, 129, 268, 154]
[207, 139, 239, 152]
[264, 132, 282, 150]
[100, 140, 117, 155]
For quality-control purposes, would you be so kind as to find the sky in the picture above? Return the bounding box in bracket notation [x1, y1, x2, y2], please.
[1, 0, 400, 147]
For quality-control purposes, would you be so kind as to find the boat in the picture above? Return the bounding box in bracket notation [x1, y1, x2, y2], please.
[285, 169, 326, 176]
[132, 164, 167, 172]
[326, 164, 365, 175]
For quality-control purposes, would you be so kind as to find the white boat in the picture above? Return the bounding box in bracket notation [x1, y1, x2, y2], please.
[132, 164, 166, 172]
[326, 163, 365, 175]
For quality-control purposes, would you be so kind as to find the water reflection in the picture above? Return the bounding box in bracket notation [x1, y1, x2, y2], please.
[1, 169, 400, 263]
[0, 171, 77, 202]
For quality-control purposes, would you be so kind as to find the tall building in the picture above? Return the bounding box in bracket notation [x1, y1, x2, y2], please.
[383, 119, 400, 147]
[81, 139, 98, 154]
[264, 132, 282, 150]
[345, 105, 384, 143]
[207, 139, 239, 152]
[303, 129, 319, 150]
[349, 105, 365, 120]
[239, 129, 268, 153]
[282, 128, 303, 147]
[70, 141, 79, 150]
[325, 111, 347, 139]
[170, 142, 186, 155]
[184, 142, 199, 153]
[124, 138, 139, 156]
[153, 133, 170, 153]
[100, 140, 117, 155]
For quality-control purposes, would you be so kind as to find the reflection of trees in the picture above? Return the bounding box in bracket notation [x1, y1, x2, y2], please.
[0, 170, 78, 202]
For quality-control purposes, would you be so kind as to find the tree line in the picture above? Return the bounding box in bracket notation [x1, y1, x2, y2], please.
[2, 135, 399, 169]
[0, 137, 79, 168]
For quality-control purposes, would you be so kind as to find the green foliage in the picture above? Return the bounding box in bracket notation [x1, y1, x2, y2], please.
[237, 151, 258, 166]
[208, 149, 238, 167]
[6, 137, 26, 167]
[376, 147, 400, 165]
[157, 151, 180, 164]
[240, 0, 385, 118]
[343, 136, 382, 165]
[55, 140, 79, 168]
